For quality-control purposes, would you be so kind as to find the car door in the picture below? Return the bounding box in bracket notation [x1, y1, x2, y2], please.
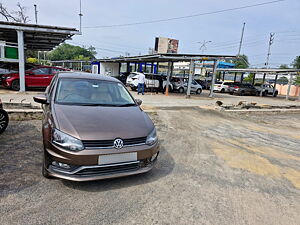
[27, 67, 51, 87]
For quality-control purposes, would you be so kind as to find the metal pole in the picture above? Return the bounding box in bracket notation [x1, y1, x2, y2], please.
[260, 73, 266, 96]
[234, 72, 237, 82]
[238, 22, 246, 55]
[209, 60, 218, 98]
[17, 30, 25, 92]
[165, 62, 171, 96]
[79, 0, 83, 33]
[286, 74, 292, 100]
[265, 33, 275, 68]
[273, 74, 278, 97]
[34, 4, 38, 24]
[186, 59, 194, 98]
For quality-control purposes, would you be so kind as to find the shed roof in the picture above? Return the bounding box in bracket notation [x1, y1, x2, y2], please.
[0, 21, 80, 51]
[95, 53, 236, 63]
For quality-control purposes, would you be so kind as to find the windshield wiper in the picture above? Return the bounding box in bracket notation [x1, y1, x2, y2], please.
[117, 103, 137, 107]
[80, 103, 117, 107]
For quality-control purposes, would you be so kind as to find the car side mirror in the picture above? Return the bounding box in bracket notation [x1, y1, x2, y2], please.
[33, 95, 48, 104]
[135, 99, 142, 106]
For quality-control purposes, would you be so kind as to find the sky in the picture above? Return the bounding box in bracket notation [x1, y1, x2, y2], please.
[2, 0, 300, 67]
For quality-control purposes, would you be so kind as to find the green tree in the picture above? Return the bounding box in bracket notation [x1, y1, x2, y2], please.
[279, 64, 289, 69]
[292, 56, 300, 69]
[232, 54, 249, 69]
[243, 73, 254, 83]
[48, 44, 97, 61]
[277, 76, 289, 85]
[294, 75, 300, 86]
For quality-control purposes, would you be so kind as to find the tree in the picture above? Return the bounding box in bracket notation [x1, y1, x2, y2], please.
[294, 75, 300, 86]
[292, 56, 300, 69]
[279, 64, 289, 69]
[48, 44, 97, 61]
[277, 76, 289, 85]
[243, 73, 254, 83]
[0, 2, 29, 23]
[232, 54, 249, 69]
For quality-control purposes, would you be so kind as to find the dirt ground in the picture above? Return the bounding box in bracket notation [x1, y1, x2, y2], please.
[0, 109, 299, 225]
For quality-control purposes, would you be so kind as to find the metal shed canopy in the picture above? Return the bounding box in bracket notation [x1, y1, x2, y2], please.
[0, 21, 80, 92]
[96, 53, 236, 63]
[0, 21, 80, 51]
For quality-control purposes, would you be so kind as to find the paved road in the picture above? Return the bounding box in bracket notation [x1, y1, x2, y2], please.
[0, 109, 299, 225]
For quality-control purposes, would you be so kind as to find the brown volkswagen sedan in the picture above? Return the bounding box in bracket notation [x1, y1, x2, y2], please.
[34, 72, 159, 181]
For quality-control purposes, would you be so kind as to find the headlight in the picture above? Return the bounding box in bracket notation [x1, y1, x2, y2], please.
[52, 129, 84, 151]
[146, 128, 158, 145]
[4, 76, 11, 79]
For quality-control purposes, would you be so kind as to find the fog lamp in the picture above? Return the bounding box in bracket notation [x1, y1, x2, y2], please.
[52, 161, 71, 169]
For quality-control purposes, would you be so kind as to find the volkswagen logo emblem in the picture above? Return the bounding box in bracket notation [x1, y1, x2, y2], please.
[113, 138, 123, 149]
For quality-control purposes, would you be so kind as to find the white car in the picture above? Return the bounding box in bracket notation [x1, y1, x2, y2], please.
[129, 73, 173, 92]
[172, 79, 203, 94]
[213, 81, 234, 93]
[254, 84, 278, 97]
[126, 72, 141, 86]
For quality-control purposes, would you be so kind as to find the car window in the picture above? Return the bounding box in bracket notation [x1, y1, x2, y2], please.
[32, 68, 50, 75]
[51, 68, 64, 75]
[55, 79, 135, 106]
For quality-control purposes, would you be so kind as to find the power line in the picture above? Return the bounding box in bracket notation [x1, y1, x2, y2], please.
[83, 0, 285, 28]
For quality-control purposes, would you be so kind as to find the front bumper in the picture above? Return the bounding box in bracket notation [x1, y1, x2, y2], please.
[44, 141, 160, 181]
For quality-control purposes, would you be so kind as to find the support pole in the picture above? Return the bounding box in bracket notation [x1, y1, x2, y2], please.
[260, 73, 266, 96]
[234, 72, 237, 82]
[186, 59, 195, 98]
[156, 62, 159, 74]
[273, 74, 278, 97]
[209, 60, 218, 98]
[286, 74, 292, 100]
[252, 73, 256, 85]
[165, 62, 171, 96]
[151, 62, 154, 73]
[17, 30, 25, 92]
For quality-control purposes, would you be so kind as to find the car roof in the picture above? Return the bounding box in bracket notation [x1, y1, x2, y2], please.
[57, 71, 120, 83]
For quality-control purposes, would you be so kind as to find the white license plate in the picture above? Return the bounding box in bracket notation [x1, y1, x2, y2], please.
[98, 152, 137, 165]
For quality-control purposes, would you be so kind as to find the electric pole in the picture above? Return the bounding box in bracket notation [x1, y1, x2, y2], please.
[198, 40, 212, 54]
[34, 4, 38, 24]
[79, 0, 83, 33]
[238, 22, 246, 55]
[265, 32, 275, 68]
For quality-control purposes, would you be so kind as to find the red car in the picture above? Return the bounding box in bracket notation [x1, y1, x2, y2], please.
[1, 66, 68, 90]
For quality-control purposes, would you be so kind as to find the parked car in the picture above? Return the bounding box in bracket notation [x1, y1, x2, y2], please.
[129, 73, 173, 92]
[213, 81, 234, 93]
[0, 99, 9, 134]
[172, 79, 203, 94]
[254, 84, 278, 97]
[196, 79, 211, 90]
[229, 83, 259, 96]
[33, 72, 159, 181]
[1, 66, 68, 91]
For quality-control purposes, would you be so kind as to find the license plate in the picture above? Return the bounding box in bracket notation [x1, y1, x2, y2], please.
[98, 152, 137, 165]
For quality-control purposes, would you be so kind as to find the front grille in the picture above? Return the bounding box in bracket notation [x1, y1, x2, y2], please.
[75, 162, 140, 176]
[82, 137, 147, 148]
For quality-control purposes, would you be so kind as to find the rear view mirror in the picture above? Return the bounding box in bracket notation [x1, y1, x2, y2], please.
[33, 95, 48, 104]
[135, 99, 142, 106]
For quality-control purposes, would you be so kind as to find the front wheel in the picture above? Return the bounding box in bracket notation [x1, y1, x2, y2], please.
[273, 91, 278, 97]
[178, 87, 184, 93]
[0, 109, 9, 134]
[11, 79, 20, 91]
[196, 88, 202, 94]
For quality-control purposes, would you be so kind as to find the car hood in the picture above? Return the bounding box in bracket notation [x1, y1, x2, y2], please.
[53, 104, 154, 140]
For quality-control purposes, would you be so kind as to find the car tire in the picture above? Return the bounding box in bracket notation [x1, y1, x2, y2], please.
[240, 91, 245, 96]
[273, 91, 278, 97]
[0, 109, 9, 134]
[264, 91, 268, 96]
[178, 87, 184, 93]
[11, 79, 20, 91]
[220, 88, 225, 93]
[229, 92, 233, 95]
[196, 88, 202, 94]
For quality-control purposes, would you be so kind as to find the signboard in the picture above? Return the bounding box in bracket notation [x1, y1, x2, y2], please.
[154, 37, 179, 54]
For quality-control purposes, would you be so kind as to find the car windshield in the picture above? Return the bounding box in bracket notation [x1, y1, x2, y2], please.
[55, 78, 136, 106]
